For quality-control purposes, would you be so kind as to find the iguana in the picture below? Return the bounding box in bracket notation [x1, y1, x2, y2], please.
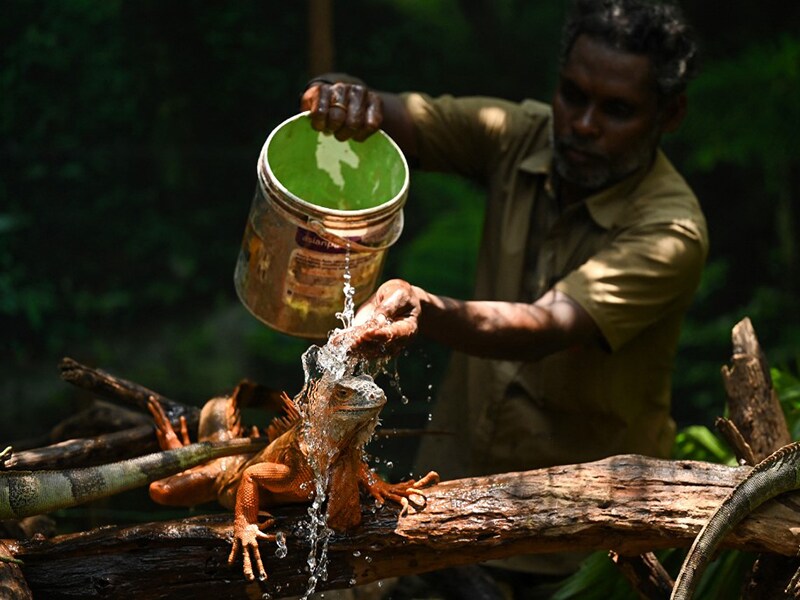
[671, 440, 800, 599]
[146, 351, 440, 582]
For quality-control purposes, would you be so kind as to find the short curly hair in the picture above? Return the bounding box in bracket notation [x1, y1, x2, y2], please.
[560, 0, 699, 97]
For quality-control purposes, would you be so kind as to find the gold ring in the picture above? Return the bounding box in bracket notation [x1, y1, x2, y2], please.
[330, 101, 347, 111]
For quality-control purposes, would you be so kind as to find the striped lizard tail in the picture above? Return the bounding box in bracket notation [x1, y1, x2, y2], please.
[0, 437, 267, 520]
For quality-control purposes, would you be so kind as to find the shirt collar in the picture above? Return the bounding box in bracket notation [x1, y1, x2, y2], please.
[517, 146, 663, 230]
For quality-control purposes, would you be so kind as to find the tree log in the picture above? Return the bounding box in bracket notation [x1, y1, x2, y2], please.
[8, 454, 800, 599]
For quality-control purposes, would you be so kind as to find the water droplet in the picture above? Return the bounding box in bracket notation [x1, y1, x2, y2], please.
[275, 531, 288, 558]
[400, 395, 409, 405]
[352, 550, 361, 557]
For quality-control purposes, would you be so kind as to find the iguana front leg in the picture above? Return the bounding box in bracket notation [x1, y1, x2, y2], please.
[358, 463, 440, 515]
[227, 462, 310, 581]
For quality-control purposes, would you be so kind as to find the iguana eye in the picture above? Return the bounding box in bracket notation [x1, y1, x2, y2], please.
[333, 386, 350, 401]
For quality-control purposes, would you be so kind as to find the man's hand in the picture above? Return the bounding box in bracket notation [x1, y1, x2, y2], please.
[338, 279, 423, 358]
[301, 82, 383, 142]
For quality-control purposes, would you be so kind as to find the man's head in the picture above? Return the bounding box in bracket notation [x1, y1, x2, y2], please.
[552, 0, 698, 195]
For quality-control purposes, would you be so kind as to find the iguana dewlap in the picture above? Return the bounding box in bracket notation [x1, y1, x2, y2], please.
[148, 372, 439, 582]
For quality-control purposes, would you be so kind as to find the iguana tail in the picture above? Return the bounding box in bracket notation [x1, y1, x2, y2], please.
[0, 437, 267, 520]
[671, 441, 800, 599]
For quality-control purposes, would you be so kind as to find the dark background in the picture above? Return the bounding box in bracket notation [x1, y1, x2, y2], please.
[2, 0, 800, 483]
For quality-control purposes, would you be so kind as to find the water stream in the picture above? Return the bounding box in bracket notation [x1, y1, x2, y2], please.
[290, 249, 375, 599]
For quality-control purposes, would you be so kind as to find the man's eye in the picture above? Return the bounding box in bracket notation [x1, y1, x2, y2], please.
[559, 83, 586, 106]
[605, 102, 634, 119]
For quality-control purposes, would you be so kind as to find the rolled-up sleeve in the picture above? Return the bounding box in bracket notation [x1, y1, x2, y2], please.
[556, 218, 707, 351]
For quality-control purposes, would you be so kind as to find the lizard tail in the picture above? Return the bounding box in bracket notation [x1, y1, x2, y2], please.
[671, 441, 800, 599]
[0, 437, 267, 520]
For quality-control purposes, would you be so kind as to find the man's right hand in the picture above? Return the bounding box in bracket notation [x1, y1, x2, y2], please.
[334, 279, 423, 358]
[301, 81, 383, 142]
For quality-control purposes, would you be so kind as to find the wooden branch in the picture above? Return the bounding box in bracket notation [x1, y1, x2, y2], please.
[610, 551, 673, 600]
[715, 416, 756, 466]
[2, 425, 159, 471]
[10, 454, 800, 599]
[721, 318, 791, 461]
[58, 357, 200, 429]
[0, 541, 33, 600]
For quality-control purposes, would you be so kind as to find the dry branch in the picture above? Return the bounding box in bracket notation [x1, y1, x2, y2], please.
[2, 425, 159, 471]
[9, 454, 800, 599]
[721, 317, 791, 461]
[59, 357, 200, 427]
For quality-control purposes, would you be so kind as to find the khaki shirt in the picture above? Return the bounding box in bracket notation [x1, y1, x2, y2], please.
[404, 93, 709, 480]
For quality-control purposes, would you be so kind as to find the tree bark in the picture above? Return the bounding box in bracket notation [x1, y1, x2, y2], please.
[0, 541, 32, 600]
[8, 454, 800, 599]
[721, 317, 791, 461]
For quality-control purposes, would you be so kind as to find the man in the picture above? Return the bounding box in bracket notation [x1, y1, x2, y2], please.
[301, 0, 707, 593]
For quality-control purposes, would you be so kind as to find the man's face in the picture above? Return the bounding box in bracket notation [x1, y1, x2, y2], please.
[552, 34, 675, 193]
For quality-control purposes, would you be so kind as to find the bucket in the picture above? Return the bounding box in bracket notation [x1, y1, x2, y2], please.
[234, 111, 409, 339]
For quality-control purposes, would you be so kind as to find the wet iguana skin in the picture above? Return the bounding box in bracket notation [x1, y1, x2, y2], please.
[671, 441, 800, 599]
[148, 372, 440, 582]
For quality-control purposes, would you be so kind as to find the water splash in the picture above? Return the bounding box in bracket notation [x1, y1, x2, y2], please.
[290, 239, 389, 598]
[334, 246, 355, 330]
[274, 531, 287, 559]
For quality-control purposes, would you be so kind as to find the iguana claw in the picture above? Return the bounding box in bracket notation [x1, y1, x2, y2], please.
[364, 470, 440, 514]
[228, 520, 276, 582]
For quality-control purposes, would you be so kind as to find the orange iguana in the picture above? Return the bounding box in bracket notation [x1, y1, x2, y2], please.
[147, 352, 440, 582]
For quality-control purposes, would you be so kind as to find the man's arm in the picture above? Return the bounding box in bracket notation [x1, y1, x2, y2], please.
[344, 279, 602, 362]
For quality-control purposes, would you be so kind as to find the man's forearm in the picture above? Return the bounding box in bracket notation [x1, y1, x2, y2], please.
[414, 286, 599, 361]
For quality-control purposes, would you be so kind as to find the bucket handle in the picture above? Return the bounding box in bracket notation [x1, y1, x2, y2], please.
[306, 211, 404, 253]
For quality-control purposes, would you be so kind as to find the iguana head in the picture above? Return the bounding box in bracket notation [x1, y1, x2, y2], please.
[321, 374, 386, 446]
[300, 372, 386, 460]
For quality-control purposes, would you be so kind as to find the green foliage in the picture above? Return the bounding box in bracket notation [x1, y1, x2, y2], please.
[679, 36, 800, 180]
[552, 552, 639, 600]
[395, 173, 484, 297]
[673, 425, 735, 465]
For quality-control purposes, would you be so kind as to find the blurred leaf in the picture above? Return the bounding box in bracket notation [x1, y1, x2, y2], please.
[673, 425, 736, 465]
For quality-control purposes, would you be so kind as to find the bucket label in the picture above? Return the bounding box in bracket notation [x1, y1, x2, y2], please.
[295, 228, 361, 254]
[284, 247, 379, 308]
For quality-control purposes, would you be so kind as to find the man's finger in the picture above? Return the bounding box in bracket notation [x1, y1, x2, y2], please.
[326, 83, 348, 133]
[309, 84, 331, 132]
[353, 91, 383, 142]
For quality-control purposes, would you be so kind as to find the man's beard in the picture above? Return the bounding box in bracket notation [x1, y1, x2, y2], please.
[552, 132, 658, 192]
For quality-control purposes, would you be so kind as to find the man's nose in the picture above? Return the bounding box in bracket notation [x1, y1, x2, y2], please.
[572, 107, 600, 138]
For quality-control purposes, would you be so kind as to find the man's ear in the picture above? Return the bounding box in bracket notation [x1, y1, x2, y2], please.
[659, 93, 687, 133]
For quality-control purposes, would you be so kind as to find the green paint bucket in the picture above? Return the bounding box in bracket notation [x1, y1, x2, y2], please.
[234, 112, 409, 339]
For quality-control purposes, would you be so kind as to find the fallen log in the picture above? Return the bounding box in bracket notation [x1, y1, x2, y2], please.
[8, 453, 800, 599]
